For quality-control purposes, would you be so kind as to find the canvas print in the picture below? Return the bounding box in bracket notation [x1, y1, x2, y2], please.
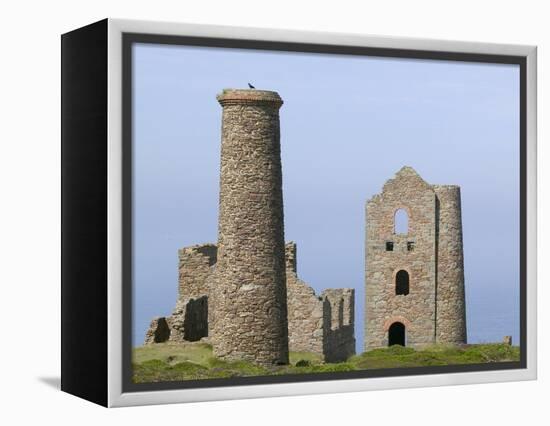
[130, 42, 520, 384]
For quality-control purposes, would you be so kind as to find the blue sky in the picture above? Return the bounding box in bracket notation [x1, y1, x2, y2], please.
[132, 43, 520, 351]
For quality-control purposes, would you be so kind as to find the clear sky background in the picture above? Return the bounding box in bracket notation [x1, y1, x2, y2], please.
[132, 43, 520, 352]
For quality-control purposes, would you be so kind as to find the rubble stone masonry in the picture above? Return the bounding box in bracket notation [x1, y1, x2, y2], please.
[211, 89, 289, 366]
[285, 242, 355, 362]
[146, 241, 356, 362]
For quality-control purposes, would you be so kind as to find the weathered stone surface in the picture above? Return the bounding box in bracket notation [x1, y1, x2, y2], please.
[177, 244, 217, 329]
[286, 243, 324, 355]
[178, 244, 217, 301]
[433, 185, 467, 344]
[168, 296, 209, 342]
[286, 242, 355, 362]
[144, 244, 214, 346]
[211, 89, 289, 366]
[144, 295, 209, 344]
[364, 166, 467, 350]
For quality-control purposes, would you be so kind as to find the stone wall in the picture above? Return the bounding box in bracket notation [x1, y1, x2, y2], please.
[364, 166, 466, 350]
[146, 241, 356, 362]
[169, 295, 209, 342]
[144, 295, 209, 344]
[286, 242, 355, 362]
[178, 244, 217, 300]
[177, 244, 217, 329]
[144, 244, 215, 345]
[286, 242, 324, 355]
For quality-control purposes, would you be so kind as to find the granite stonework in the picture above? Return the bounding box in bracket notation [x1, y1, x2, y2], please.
[144, 89, 355, 366]
[211, 89, 289, 366]
[285, 242, 355, 362]
[364, 166, 467, 350]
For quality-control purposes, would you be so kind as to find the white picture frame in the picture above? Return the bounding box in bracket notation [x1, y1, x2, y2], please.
[61, 18, 537, 407]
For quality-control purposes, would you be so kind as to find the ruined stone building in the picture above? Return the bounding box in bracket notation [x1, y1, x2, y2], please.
[145, 89, 355, 365]
[364, 166, 467, 350]
[146, 241, 355, 363]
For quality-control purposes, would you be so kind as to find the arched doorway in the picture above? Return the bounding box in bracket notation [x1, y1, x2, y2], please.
[395, 270, 409, 295]
[388, 322, 406, 346]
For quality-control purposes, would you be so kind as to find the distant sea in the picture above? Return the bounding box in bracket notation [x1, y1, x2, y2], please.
[466, 287, 520, 345]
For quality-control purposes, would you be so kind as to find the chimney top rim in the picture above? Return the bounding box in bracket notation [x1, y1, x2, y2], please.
[217, 89, 283, 107]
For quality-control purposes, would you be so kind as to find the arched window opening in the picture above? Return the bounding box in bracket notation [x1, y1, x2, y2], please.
[396, 270, 409, 295]
[394, 208, 408, 234]
[388, 322, 406, 346]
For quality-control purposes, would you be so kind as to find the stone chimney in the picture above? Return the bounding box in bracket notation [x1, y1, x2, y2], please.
[211, 89, 289, 366]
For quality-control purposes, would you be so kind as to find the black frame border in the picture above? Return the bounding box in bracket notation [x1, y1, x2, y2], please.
[122, 32, 527, 393]
[61, 19, 109, 406]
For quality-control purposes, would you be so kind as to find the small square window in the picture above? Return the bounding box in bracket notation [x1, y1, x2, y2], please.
[386, 242, 394, 251]
[407, 242, 415, 251]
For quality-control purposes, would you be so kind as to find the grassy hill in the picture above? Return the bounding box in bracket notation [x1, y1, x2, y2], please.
[132, 342, 519, 383]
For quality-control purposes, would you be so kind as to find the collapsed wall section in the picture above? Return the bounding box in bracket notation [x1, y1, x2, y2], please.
[285, 242, 355, 362]
[321, 288, 355, 362]
[144, 244, 215, 345]
[285, 243, 325, 355]
[144, 295, 209, 344]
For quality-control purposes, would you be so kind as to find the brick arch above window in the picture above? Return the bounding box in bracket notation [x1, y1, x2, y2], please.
[383, 316, 412, 332]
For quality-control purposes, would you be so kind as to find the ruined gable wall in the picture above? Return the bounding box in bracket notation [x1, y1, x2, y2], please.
[365, 167, 437, 350]
[433, 185, 467, 344]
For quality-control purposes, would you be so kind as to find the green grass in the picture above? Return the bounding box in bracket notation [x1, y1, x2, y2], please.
[289, 351, 323, 366]
[133, 342, 213, 365]
[349, 343, 520, 370]
[132, 342, 519, 383]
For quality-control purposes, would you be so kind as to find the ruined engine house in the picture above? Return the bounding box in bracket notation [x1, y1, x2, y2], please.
[364, 167, 467, 350]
